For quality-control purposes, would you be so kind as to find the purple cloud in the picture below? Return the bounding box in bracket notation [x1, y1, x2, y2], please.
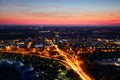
[36, 5, 63, 9]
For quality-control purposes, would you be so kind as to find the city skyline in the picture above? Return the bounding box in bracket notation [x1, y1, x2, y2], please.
[0, 0, 120, 26]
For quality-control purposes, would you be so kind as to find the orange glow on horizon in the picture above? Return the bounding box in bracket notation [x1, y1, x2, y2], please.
[0, 12, 120, 26]
[0, 18, 120, 26]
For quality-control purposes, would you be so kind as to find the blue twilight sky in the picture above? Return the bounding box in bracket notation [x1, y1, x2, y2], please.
[0, 0, 120, 25]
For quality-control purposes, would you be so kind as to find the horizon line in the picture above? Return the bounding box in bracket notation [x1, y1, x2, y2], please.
[0, 24, 120, 27]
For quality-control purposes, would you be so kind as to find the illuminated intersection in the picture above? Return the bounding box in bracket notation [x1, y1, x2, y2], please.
[0, 39, 93, 80]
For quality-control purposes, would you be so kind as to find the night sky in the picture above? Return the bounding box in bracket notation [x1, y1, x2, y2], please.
[0, 0, 120, 26]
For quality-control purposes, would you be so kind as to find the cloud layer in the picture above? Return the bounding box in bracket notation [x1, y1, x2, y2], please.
[0, 0, 120, 25]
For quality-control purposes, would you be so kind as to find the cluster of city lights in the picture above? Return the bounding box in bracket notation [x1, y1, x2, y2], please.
[1, 39, 93, 80]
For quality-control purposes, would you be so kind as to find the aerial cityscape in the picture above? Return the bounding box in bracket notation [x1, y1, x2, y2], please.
[0, 0, 120, 80]
[0, 25, 120, 80]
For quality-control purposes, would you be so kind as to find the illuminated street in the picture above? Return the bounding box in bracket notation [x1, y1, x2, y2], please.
[0, 39, 93, 80]
[0, 26, 120, 80]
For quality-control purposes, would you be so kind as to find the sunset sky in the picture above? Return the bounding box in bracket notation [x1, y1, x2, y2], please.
[0, 0, 120, 26]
